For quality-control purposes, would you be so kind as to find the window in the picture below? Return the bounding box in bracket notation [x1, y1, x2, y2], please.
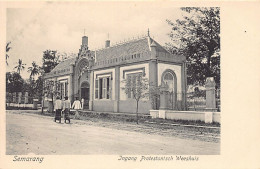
[126, 73, 142, 99]
[59, 81, 68, 99]
[163, 72, 174, 90]
[95, 76, 112, 99]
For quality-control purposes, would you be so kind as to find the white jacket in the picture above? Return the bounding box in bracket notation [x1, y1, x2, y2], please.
[71, 100, 82, 110]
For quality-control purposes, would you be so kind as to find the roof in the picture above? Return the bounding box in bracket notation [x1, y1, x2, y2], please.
[51, 57, 76, 72]
[44, 57, 76, 79]
[95, 37, 151, 61]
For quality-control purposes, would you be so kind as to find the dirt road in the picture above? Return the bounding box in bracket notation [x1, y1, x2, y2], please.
[6, 111, 220, 155]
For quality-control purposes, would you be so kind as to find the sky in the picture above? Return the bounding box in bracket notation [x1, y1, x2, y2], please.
[6, 2, 184, 79]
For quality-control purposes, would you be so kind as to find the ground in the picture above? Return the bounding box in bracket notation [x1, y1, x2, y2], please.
[6, 110, 220, 155]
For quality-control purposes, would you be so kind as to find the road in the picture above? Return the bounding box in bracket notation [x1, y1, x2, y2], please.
[6, 111, 220, 155]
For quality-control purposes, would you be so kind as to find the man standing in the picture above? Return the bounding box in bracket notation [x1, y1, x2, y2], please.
[63, 96, 71, 123]
[54, 96, 63, 123]
[71, 97, 81, 119]
[81, 98, 84, 110]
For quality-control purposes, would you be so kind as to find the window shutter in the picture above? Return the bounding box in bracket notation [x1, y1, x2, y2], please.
[65, 82, 68, 97]
[95, 79, 98, 99]
[103, 78, 107, 99]
[107, 77, 111, 99]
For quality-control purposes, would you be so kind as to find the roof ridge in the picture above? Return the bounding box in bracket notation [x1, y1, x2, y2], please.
[95, 35, 148, 51]
[149, 38, 171, 54]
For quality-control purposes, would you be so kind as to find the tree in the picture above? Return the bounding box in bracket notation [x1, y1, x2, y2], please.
[28, 61, 40, 80]
[122, 74, 149, 124]
[166, 7, 220, 87]
[42, 50, 59, 73]
[43, 79, 61, 113]
[6, 72, 24, 93]
[6, 42, 11, 65]
[14, 59, 26, 74]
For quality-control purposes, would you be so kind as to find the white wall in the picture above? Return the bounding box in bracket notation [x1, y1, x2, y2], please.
[94, 68, 115, 100]
[120, 63, 149, 100]
[158, 63, 182, 93]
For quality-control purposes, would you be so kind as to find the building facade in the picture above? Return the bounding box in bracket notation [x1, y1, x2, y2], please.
[43, 33, 187, 114]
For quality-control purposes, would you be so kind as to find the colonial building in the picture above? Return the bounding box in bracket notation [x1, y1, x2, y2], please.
[43, 33, 187, 114]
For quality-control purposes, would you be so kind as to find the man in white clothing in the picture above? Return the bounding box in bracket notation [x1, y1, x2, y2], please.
[71, 97, 81, 119]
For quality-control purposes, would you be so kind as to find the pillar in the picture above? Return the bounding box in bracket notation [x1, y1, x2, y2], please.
[181, 61, 187, 110]
[89, 71, 94, 111]
[13, 93, 16, 103]
[159, 82, 169, 119]
[24, 92, 28, 104]
[114, 66, 120, 112]
[18, 92, 22, 104]
[205, 77, 217, 112]
[149, 40, 158, 109]
[69, 63, 74, 102]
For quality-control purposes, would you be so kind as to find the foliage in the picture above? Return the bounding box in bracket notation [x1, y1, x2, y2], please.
[58, 51, 77, 61]
[22, 77, 44, 100]
[14, 59, 26, 74]
[6, 72, 24, 93]
[27, 61, 40, 79]
[149, 85, 161, 110]
[43, 79, 61, 100]
[6, 42, 11, 65]
[42, 50, 59, 73]
[121, 74, 149, 124]
[166, 7, 220, 87]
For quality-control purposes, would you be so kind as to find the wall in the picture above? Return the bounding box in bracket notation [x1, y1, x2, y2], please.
[157, 63, 182, 94]
[213, 112, 221, 123]
[150, 110, 221, 123]
[166, 111, 205, 121]
[93, 100, 114, 112]
[119, 100, 151, 114]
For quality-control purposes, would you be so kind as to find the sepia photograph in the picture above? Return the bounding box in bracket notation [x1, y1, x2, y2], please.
[1, 1, 260, 169]
[5, 2, 220, 155]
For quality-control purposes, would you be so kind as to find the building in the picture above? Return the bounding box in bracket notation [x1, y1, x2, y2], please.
[43, 32, 187, 114]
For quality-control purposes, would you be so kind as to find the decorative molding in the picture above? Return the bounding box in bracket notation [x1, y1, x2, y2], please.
[95, 72, 113, 80]
[123, 67, 145, 79]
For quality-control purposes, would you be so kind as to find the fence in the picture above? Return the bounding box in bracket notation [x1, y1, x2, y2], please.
[6, 92, 42, 109]
[152, 89, 220, 112]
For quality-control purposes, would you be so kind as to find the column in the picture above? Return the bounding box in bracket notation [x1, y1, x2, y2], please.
[159, 82, 169, 119]
[24, 92, 28, 104]
[114, 66, 120, 112]
[89, 70, 94, 111]
[69, 63, 74, 102]
[205, 77, 217, 123]
[181, 61, 187, 110]
[205, 77, 217, 111]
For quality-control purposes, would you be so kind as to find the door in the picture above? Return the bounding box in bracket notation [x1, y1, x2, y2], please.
[81, 82, 90, 109]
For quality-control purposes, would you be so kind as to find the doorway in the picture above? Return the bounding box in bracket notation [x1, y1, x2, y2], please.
[81, 82, 90, 109]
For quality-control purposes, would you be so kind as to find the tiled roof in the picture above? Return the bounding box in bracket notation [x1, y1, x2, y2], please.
[51, 57, 76, 72]
[95, 37, 151, 61]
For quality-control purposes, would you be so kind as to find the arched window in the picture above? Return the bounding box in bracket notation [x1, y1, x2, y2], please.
[163, 72, 174, 90]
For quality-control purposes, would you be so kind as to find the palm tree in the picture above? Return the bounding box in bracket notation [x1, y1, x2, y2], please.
[27, 61, 40, 79]
[6, 42, 11, 65]
[14, 59, 26, 74]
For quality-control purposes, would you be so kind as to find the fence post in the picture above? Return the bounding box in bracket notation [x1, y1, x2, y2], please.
[13, 93, 16, 103]
[33, 99, 38, 110]
[205, 77, 217, 111]
[205, 77, 217, 123]
[18, 92, 22, 104]
[159, 82, 168, 119]
[24, 92, 28, 104]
